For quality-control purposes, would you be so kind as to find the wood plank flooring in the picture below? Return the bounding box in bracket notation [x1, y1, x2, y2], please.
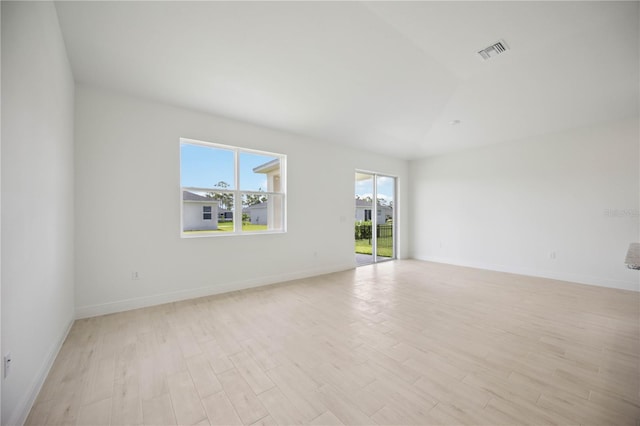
[27, 260, 640, 425]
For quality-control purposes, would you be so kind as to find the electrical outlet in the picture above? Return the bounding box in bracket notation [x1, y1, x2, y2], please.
[549, 251, 557, 260]
[131, 271, 139, 280]
[4, 353, 12, 378]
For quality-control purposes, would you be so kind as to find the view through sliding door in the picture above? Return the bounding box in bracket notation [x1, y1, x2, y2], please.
[355, 171, 396, 266]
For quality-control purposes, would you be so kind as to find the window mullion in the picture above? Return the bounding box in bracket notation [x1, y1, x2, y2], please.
[234, 149, 241, 233]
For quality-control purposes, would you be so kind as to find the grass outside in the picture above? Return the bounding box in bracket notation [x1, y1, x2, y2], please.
[355, 237, 393, 257]
[242, 223, 268, 231]
[184, 222, 268, 234]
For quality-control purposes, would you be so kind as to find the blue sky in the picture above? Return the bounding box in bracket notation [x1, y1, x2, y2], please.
[355, 175, 395, 205]
[181, 143, 276, 191]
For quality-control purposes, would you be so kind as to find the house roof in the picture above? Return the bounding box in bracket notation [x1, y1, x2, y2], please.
[245, 202, 268, 210]
[355, 199, 392, 208]
[183, 191, 213, 202]
[253, 159, 280, 174]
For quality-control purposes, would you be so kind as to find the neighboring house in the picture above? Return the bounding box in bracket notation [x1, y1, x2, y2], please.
[355, 199, 392, 223]
[218, 209, 233, 221]
[244, 202, 268, 225]
[182, 191, 219, 231]
[252, 159, 282, 229]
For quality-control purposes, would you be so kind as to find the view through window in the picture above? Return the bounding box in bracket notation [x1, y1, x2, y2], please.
[355, 171, 396, 265]
[180, 138, 286, 236]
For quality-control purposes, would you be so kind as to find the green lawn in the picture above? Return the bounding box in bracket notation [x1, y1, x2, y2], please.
[218, 221, 233, 231]
[241, 223, 268, 231]
[355, 237, 393, 257]
[218, 221, 268, 231]
[184, 222, 268, 233]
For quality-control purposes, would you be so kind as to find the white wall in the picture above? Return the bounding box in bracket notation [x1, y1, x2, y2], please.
[410, 118, 640, 291]
[1, 2, 75, 424]
[74, 86, 408, 317]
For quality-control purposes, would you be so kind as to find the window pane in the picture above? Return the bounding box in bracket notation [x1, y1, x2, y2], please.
[203, 205, 212, 220]
[182, 191, 234, 233]
[355, 172, 374, 222]
[241, 193, 283, 232]
[240, 152, 280, 192]
[181, 143, 235, 189]
[376, 175, 395, 259]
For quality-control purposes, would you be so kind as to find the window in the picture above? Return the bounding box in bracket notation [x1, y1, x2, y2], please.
[203, 206, 212, 220]
[180, 138, 286, 236]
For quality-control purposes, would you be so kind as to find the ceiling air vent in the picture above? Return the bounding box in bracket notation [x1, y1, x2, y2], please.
[478, 40, 509, 60]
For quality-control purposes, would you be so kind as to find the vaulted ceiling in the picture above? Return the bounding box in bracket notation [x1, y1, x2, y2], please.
[55, 1, 639, 159]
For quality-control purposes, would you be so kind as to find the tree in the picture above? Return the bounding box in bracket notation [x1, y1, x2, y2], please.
[243, 187, 267, 207]
[206, 181, 233, 210]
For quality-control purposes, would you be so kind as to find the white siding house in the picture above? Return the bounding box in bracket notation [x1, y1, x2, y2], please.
[251, 159, 283, 230]
[183, 191, 219, 231]
[244, 202, 268, 225]
[355, 199, 392, 223]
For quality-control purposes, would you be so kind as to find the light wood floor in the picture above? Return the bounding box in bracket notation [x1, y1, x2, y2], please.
[27, 260, 640, 425]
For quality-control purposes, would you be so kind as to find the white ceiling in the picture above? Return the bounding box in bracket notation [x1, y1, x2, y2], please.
[55, 1, 639, 159]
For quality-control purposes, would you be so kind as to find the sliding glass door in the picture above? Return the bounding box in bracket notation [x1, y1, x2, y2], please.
[355, 171, 396, 266]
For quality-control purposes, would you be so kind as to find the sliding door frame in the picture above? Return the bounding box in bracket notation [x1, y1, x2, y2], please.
[355, 170, 397, 264]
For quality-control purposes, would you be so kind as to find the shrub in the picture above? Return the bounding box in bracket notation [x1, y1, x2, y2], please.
[355, 221, 372, 240]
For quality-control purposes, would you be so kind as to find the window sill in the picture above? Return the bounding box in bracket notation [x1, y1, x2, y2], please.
[181, 230, 286, 238]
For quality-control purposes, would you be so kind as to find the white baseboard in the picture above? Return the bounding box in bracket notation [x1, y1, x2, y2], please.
[8, 317, 74, 426]
[413, 254, 639, 292]
[75, 262, 355, 319]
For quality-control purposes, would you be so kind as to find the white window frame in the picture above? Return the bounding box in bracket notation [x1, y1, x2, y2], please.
[180, 138, 287, 237]
[202, 205, 213, 221]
